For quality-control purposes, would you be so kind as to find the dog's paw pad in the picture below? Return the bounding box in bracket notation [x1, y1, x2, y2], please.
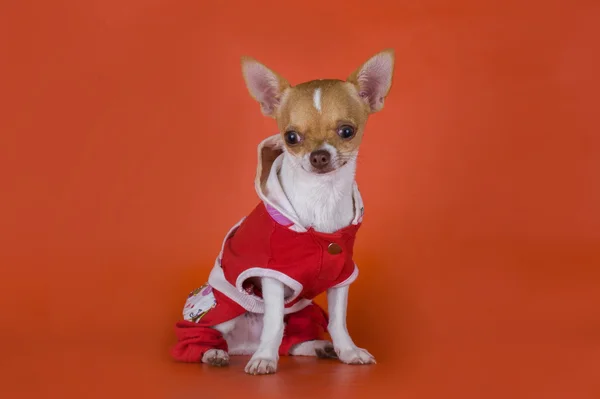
[337, 347, 376, 365]
[202, 349, 230, 367]
[315, 343, 338, 359]
[244, 357, 278, 375]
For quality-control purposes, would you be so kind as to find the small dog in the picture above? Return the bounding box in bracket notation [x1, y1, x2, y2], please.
[171, 49, 395, 375]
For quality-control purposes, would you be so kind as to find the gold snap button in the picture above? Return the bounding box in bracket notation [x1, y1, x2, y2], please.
[327, 243, 342, 255]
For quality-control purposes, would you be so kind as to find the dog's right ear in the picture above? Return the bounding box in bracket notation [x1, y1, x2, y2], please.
[241, 57, 290, 117]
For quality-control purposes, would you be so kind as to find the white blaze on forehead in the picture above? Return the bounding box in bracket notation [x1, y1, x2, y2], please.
[312, 88, 322, 113]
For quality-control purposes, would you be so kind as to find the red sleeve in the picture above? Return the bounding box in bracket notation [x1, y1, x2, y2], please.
[170, 320, 228, 363]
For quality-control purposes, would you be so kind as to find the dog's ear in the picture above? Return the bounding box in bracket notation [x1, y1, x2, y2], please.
[241, 57, 290, 117]
[347, 49, 395, 113]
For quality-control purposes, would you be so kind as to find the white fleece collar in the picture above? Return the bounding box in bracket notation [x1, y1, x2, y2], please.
[254, 134, 364, 233]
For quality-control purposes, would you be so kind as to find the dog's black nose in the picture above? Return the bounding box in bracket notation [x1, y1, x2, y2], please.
[310, 150, 331, 170]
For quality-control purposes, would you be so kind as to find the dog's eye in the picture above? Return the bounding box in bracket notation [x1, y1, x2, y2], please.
[337, 125, 355, 140]
[284, 131, 301, 145]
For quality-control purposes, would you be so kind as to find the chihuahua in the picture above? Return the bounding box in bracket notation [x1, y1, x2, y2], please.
[171, 49, 395, 375]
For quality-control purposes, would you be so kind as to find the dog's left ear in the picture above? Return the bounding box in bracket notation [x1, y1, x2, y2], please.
[347, 49, 395, 113]
[241, 57, 290, 117]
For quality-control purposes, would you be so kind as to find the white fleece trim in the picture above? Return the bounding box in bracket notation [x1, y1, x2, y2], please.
[208, 262, 312, 314]
[331, 264, 360, 289]
[235, 267, 303, 305]
[258, 153, 306, 231]
[264, 156, 304, 227]
[255, 135, 305, 231]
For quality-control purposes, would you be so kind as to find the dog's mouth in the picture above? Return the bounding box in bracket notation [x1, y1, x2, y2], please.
[302, 160, 349, 175]
[301, 165, 334, 175]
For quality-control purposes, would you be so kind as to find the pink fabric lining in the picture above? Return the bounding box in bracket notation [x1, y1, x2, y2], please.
[266, 203, 293, 226]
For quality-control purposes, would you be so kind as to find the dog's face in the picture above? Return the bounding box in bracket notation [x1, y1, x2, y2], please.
[241, 50, 394, 175]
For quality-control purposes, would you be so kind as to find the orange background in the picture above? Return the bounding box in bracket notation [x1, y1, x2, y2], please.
[1, 1, 599, 398]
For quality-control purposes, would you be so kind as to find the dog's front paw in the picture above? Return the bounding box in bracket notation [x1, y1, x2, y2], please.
[201, 349, 230, 367]
[244, 356, 278, 375]
[336, 346, 376, 365]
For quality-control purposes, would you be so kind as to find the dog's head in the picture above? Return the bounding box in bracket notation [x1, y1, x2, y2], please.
[241, 50, 395, 175]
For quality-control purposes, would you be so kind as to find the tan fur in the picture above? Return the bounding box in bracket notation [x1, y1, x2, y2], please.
[276, 80, 368, 157]
[241, 49, 395, 158]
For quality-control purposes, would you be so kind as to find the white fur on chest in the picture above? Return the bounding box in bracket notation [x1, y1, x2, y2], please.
[279, 150, 356, 234]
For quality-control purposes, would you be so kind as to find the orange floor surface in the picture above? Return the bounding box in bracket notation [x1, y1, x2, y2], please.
[2, 1, 599, 398]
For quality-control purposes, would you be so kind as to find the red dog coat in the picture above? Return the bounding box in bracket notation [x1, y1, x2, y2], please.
[171, 135, 364, 362]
